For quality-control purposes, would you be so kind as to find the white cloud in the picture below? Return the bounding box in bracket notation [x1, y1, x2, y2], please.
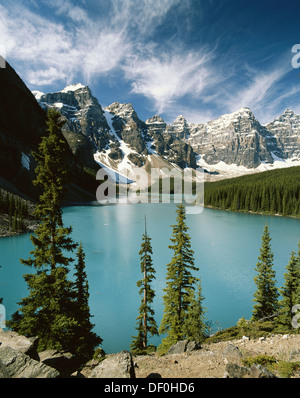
[0, 2, 131, 85]
[0, 0, 185, 88]
[47, 0, 90, 23]
[123, 50, 215, 113]
[109, 0, 181, 36]
[0, 0, 295, 126]
[227, 68, 287, 113]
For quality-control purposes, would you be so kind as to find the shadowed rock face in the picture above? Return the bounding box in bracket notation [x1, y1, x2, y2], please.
[0, 64, 99, 201]
[0, 61, 46, 196]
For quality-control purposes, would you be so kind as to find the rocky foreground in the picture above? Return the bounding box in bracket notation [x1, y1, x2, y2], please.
[0, 328, 300, 378]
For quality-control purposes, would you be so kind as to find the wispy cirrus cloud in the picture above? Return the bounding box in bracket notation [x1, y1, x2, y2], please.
[0, 1, 131, 85]
[227, 68, 288, 112]
[0, 0, 183, 86]
[0, 0, 298, 125]
[123, 50, 215, 114]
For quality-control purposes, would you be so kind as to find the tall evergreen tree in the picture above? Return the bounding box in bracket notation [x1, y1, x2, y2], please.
[131, 218, 158, 352]
[0, 265, 2, 305]
[277, 248, 300, 331]
[182, 281, 207, 343]
[72, 243, 102, 360]
[252, 224, 279, 320]
[159, 204, 200, 350]
[9, 109, 101, 358]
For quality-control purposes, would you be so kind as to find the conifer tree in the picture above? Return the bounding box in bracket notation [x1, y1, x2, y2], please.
[131, 219, 158, 352]
[182, 281, 207, 342]
[0, 265, 2, 304]
[159, 204, 200, 350]
[9, 109, 101, 358]
[72, 243, 102, 360]
[252, 224, 279, 320]
[277, 248, 300, 331]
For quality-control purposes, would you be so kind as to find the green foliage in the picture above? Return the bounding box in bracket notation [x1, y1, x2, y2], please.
[182, 281, 207, 343]
[8, 109, 101, 362]
[204, 166, 300, 217]
[93, 347, 106, 362]
[273, 360, 300, 378]
[252, 224, 279, 320]
[0, 190, 29, 232]
[71, 243, 103, 361]
[236, 316, 249, 328]
[277, 245, 300, 331]
[242, 354, 277, 369]
[131, 225, 158, 353]
[206, 320, 276, 343]
[159, 204, 206, 349]
[242, 355, 300, 378]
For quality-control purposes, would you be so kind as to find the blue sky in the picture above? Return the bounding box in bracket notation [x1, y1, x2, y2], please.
[1, 0, 300, 124]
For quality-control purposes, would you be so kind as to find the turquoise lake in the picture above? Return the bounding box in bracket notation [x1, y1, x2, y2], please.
[0, 203, 299, 353]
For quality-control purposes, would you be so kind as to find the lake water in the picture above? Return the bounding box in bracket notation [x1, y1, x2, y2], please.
[0, 203, 299, 353]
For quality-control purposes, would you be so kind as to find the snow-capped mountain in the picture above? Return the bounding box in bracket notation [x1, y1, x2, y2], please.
[32, 84, 300, 182]
[33, 85, 198, 186]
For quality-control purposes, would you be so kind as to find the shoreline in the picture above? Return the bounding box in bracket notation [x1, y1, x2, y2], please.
[1, 202, 299, 239]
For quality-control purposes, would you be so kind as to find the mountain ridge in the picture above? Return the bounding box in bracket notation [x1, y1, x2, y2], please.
[32, 83, 300, 182]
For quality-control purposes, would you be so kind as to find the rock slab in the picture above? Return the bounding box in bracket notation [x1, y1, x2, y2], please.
[0, 346, 59, 378]
[89, 351, 135, 378]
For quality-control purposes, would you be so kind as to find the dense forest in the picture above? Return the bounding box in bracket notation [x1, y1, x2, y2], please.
[204, 166, 300, 217]
[0, 190, 30, 232]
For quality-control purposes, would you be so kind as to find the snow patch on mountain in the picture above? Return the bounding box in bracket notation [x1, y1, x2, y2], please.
[32, 90, 44, 100]
[60, 83, 86, 93]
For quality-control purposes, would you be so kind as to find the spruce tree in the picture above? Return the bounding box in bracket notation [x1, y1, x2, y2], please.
[277, 249, 300, 331]
[72, 243, 102, 361]
[252, 224, 279, 320]
[9, 109, 101, 358]
[159, 204, 200, 350]
[131, 219, 158, 353]
[182, 281, 207, 343]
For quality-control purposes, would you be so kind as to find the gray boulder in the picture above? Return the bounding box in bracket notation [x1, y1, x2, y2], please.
[222, 343, 242, 365]
[224, 363, 251, 378]
[0, 346, 59, 378]
[0, 329, 39, 360]
[224, 363, 277, 378]
[250, 363, 277, 378]
[89, 350, 135, 378]
[0, 359, 10, 378]
[167, 340, 201, 355]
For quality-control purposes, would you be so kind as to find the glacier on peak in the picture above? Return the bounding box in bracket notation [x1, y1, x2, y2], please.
[60, 83, 86, 93]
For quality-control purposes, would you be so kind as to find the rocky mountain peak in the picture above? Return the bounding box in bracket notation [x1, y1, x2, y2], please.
[282, 108, 295, 117]
[106, 102, 136, 119]
[174, 114, 187, 121]
[32, 81, 300, 179]
[265, 109, 300, 159]
[145, 115, 166, 125]
[60, 83, 87, 93]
